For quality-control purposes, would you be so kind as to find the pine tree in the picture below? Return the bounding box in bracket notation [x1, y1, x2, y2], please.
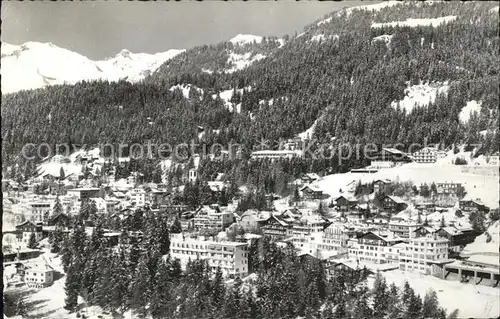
[372, 271, 389, 318]
[210, 267, 226, 315]
[150, 258, 173, 319]
[170, 215, 182, 233]
[91, 251, 113, 309]
[129, 254, 151, 317]
[448, 309, 460, 318]
[15, 297, 27, 317]
[420, 183, 431, 197]
[440, 215, 446, 227]
[64, 263, 80, 312]
[109, 249, 130, 314]
[61, 236, 73, 272]
[422, 289, 440, 318]
[60, 166, 66, 181]
[53, 196, 63, 217]
[408, 293, 423, 319]
[27, 232, 37, 249]
[385, 283, 401, 319]
[156, 214, 171, 255]
[351, 282, 372, 318]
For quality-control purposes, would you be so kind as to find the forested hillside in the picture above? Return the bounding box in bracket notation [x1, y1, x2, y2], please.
[2, 1, 499, 179]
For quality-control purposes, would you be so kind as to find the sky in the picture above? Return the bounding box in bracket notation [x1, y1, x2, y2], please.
[1, 0, 376, 60]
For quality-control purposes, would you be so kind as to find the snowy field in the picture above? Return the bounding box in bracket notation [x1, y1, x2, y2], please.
[368, 270, 500, 318]
[313, 161, 499, 209]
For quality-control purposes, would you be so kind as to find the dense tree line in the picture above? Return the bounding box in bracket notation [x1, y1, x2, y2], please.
[2, 1, 498, 180]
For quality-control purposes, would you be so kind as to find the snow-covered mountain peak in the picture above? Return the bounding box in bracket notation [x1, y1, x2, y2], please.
[1, 41, 184, 94]
[229, 34, 263, 45]
[117, 48, 132, 58]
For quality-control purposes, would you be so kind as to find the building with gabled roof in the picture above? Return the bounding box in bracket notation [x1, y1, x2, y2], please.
[348, 231, 404, 264]
[299, 185, 323, 200]
[24, 263, 55, 289]
[261, 214, 290, 240]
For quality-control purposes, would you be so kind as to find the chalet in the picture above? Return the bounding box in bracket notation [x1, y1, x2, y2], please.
[334, 195, 358, 211]
[378, 195, 408, 213]
[436, 226, 476, 249]
[373, 179, 391, 193]
[261, 214, 290, 240]
[300, 185, 323, 200]
[15, 221, 43, 244]
[238, 210, 270, 231]
[414, 226, 438, 238]
[459, 199, 489, 213]
[415, 202, 436, 214]
[436, 182, 462, 197]
[47, 213, 71, 228]
[301, 173, 320, 184]
[369, 148, 412, 169]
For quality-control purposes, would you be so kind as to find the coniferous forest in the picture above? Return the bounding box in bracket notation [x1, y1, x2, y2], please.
[2, 2, 498, 178]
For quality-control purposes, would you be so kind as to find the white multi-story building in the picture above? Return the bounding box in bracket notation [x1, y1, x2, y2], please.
[250, 150, 302, 160]
[399, 233, 449, 274]
[29, 201, 53, 223]
[290, 214, 328, 237]
[348, 231, 403, 264]
[290, 232, 323, 257]
[24, 264, 54, 288]
[387, 220, 423, 239]
[319, 223, 349, 255]
[412, 147, 447, 163]
[193, 205, 234, 231]
[170, 233, 248, 278]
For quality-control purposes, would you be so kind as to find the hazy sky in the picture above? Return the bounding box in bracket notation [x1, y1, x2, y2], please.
[1, 1, 375, 60]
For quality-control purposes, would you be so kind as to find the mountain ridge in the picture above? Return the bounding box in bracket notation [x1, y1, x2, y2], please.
[0, 41, 185, 94]
[1, 1, 498, 172]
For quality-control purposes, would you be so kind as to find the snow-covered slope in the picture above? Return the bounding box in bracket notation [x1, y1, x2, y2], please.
[96, 48, 184, 82]
[462, 221, 500, 256]
[459, 100, 482, 123]
[1, 42, 184, 94]
[229, 34, 263, 45]
[391, 82, 449, 114]
[372, 16, 457, 28]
